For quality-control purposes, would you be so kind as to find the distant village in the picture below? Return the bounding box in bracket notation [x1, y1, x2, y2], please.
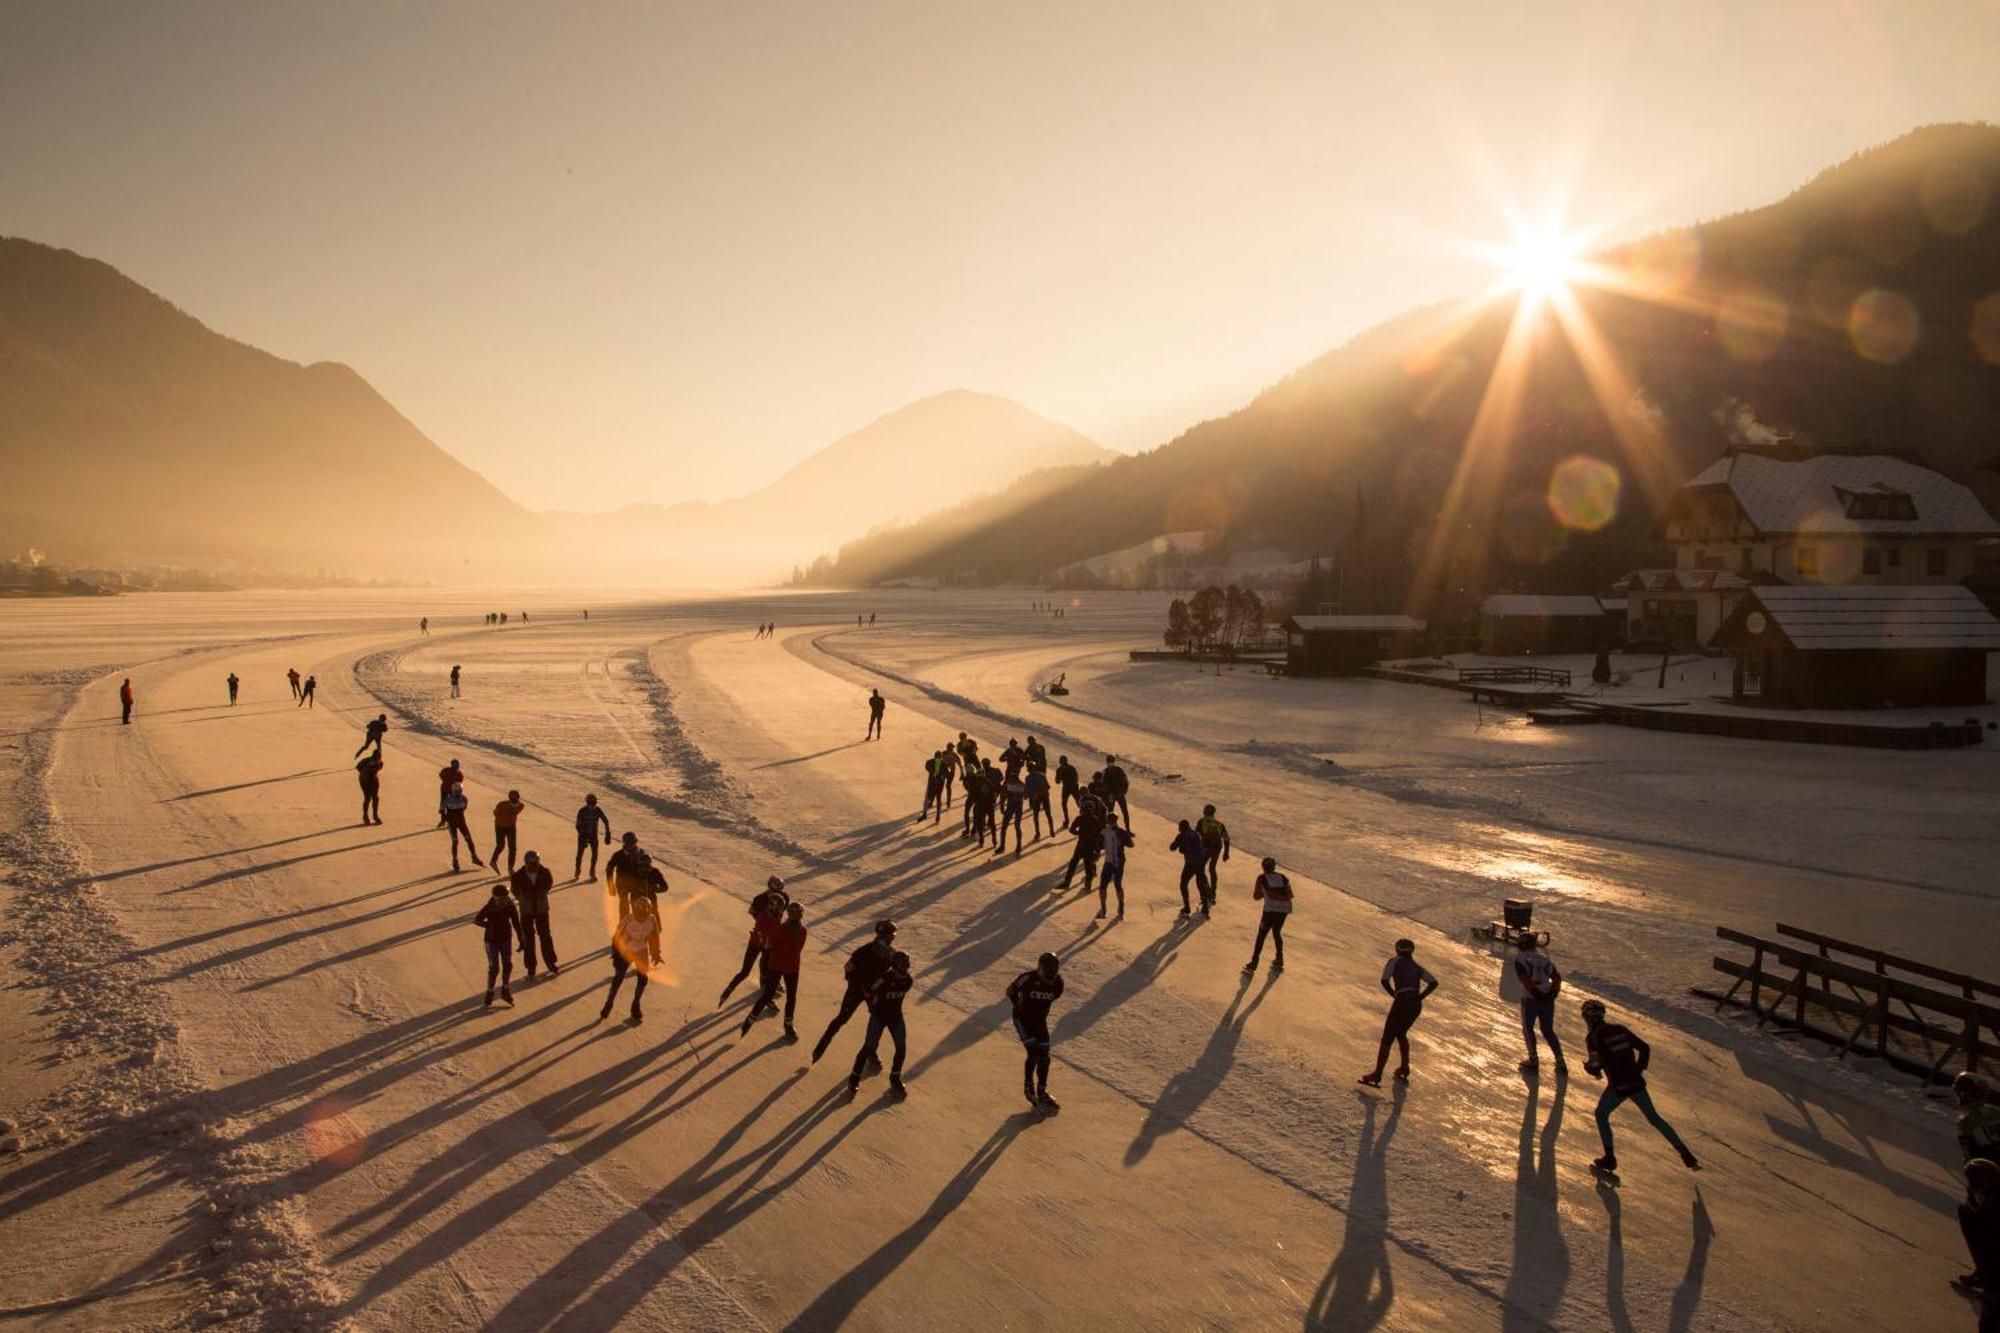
[1177, 443, 2000, 725]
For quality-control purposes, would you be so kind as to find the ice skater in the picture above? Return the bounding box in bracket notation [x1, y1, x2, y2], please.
[436, 759, 465, 826]
[1055, 755, 1079, 823]
[355, 712, 389, 758]
[866, 688, 886, 740]
[1514, 935, 1567, 1076]
[1361, 938, 1437, 1086]
[1101, 755, 1131, 827]
[995, 770, 1028, 856]
[473, 881, 523, 1008]
[450, 663, 462, 698]
[1197, 805, 1231, 892]
[1959, 1158, 1999, 1308]
[1060, 785, 1107, 891]
[1026, 763, 1053, 839]
[742, 901, 807, 1040]
[573, 793, 612, 879]
[299, 674, 317, 708]
[598, 894, 663, 1026]
[1007, 952, 1065, 1112]
[356, 750, 384, 824]
[1581, 999, 1699, 1177]
[605, 832, 657, 918]
[490, 789, 525, 873]
[846, 950, 913, 1097]
[512, 851, 557, 979]
[1096, 814, 1132, 919]
[441, 782, 484, 871]
[287, 667, 302, 701]
[719, 876, 789, 1008]
[226, 672, 239, 705]
[1243, 856, 1292, 973]
[1169, 819, 1212, 918]
[119, 678, 134, 724]
[811, 920, 899, 1064]
[1958, 1073, 2000, 1165]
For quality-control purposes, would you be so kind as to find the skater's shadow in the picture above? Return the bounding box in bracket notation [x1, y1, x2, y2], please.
[783, 1117, 1028, 1329]
[1668, 1191, 1714, 1333]
[164, 828, 429, 894]
[1306, 1082, 1405, 1330]
[161, 766, 342, 802]
[1124, 970, 1277, 1167]
[1500, 1077, 1570, 1331]
[1596, 1180, 1633, 1333]
[754, 741, 865, 771]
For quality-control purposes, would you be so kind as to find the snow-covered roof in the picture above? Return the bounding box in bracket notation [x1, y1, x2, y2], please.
[1283, 615, 1425, 633]
[1683, 453, 1999, 536]
[1716, 584, 2000, 651]
[1614, 568, 1752, 593]
[1479, 595, 1605, 618]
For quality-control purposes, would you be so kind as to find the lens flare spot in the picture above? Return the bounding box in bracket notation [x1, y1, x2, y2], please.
[1623, 229, 1701, 295]
[1806, 256, 1874, 330]
[1716, 287, 1788, 364]
[1920, 159, 1990, 236]
[303, 1099, 367, 1169]
[1546, 456, 1622, 532]
[1972, 293, 2000, 364]
[1847, 288, 1920, 363]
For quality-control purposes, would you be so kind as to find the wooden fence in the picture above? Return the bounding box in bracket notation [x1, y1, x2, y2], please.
[1693, 923, 2000, 1083]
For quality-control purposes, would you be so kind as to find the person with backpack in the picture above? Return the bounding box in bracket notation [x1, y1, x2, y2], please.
[1101, 755, 1131, 827]
[1169, 819, 1212, 918]
[719, 876, 790, 1008]
[811, 920, 899, 1064]
[512, 851, 557, 980]
[1514, 935, 1567, 1076]
[1243, 856, 1292, 973]
[846, 951, 913, 1098]
[1096, 814, 1133, 919]
[1008, 952, 1066, 1112]
[1360, 938, 1437, 1086]
[1581, 999, 1700, 1176]
[473, 881, 523, 1008]
[490, 789, 526, 874]
[1054, 755, 1080, 823]
[1196, 805, 1231, 892]
[573, 793, 612, 880]
[355, 750, 384, 825]
[441, 782, 484, 872]
[599, 894, 664, 1027]
[742, 901, 807, 1040]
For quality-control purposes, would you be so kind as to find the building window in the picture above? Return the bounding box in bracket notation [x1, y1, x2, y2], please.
[1796, 546, 1818, 576]
[1862, 548, 1881, 575]
[1927, 548, 1948, 576]
[1886, 547, 1902, 569]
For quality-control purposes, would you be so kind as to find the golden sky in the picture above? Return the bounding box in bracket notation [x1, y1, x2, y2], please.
[5, 1, 1998, 511]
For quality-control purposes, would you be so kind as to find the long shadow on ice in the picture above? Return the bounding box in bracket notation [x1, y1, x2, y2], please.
[1124, 969, 1276, 1167]
[1500, 1077, 1569, 1331]
[1306, 1082, 1404, 1330]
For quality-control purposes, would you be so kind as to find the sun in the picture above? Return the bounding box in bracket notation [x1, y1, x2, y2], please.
[1504, 224, 1581, 307]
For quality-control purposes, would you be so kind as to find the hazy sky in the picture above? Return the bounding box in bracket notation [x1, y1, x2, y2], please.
[5, 2, 1999, 511]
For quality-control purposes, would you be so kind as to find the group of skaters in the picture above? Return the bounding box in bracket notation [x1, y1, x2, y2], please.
[752, 622, 780, 639]
[1028, 602, 1071, 619]
[482, 611, 528, 625]
[284, 667, 318, 707]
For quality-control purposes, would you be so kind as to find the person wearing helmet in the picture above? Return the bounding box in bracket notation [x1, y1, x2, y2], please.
[1361, 939, 1437, 1086]
[847, 950, 913, 1098]
[1958, 1073, 2000, 1164]
[573, 794, 612, 880]
[1007, 952, 1066, 1111]
[473, 880, 523, 1008]
[598, 892, 664, 1027]
[1958, 1157, 1999, 1304]
[811, 920, 900, 1066]
[512, 850, 558, 979]
[719, 877, 791, 1008]
[1581, 999, 1698, 1175]
[1514, 935, 1567, 1078]
[1243, 857, 1292, 974]
[441, 782, 484, 873]
[355, 712, 389, 759]
[605, 832, 649, 918]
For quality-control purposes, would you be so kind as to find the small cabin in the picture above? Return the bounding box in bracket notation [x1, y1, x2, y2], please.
[1710, 585, 2000, 708]
[1281, 615, 1426, 676]
[1477, 595, 1606, 655]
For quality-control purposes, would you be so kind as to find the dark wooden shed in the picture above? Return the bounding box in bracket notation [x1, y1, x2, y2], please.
[1710, 585, 2000, 708]
[1281, 615, 1425, 676]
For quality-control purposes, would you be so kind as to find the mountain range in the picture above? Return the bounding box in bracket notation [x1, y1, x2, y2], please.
[803, 123, 2000, 611]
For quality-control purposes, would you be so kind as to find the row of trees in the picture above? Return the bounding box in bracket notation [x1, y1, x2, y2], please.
[1163, 584, 1267, 655]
